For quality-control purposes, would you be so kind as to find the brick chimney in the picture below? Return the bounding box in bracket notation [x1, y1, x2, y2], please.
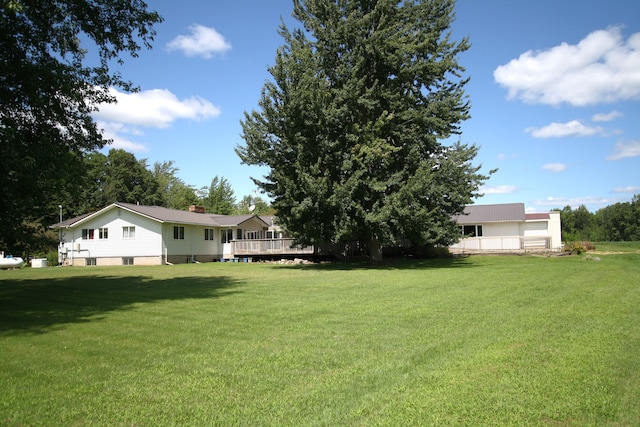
[189, 205, 206, 214]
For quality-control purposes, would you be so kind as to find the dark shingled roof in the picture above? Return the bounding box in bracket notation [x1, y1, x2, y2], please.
[454, 203, 525, 224]
[525, 213, 550, 221]
[51, 202, 269, 228]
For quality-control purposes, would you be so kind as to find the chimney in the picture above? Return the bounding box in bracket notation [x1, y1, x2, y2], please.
[189, 205, 206, 214]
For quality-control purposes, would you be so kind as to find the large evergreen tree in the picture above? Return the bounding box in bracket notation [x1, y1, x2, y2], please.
[0, 0, 161, 252]
[237, 0, 491, 260]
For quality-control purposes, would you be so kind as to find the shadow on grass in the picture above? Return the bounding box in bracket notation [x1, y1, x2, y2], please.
[280, 255, 477, 271]
[0, 274, 240, 335]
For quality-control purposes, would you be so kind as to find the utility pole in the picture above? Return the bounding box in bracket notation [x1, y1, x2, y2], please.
[58, 205, 62, 265]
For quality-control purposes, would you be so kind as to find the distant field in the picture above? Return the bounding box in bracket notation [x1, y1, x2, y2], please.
[1, 253, 639, 426]
[591, 241, 640, 253]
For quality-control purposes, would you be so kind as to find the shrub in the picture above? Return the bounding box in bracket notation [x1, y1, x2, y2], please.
[413, 244, 452, 259]
[565, 241, 595, 254]
[46, 250, 59, 266]
[581, 241, 596, 251]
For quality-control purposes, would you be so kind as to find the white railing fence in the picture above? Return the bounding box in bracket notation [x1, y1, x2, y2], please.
[231, 239, 314, 256]
[450, 236, 553, 252]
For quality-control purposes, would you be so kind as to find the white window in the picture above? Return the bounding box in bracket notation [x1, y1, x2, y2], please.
[122, 226, 135, 239]
[82, 229, 94, 240]
[204, 229, 215, 241]
[173, 226, 185, 240]
[245, 230, 260, 240]
[462, 225, 483, 237]
[98, 228, 108, 239]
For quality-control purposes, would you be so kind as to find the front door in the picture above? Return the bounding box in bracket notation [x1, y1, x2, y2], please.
[223, 242, 233, 258]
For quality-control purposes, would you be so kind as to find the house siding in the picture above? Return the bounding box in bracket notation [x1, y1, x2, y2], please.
[548, 211, 562, 250]
[450, 208, 562, 253]
[162, 224, 224, 263]
[523, 220, 548, 236]
[482, 222, 520, 238]
[61, 207, 163, 264]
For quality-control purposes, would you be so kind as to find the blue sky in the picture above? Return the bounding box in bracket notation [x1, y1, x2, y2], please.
[93, 0, 640, 212]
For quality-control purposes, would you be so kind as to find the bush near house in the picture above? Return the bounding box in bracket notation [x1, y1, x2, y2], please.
[565, 241, 596, 254]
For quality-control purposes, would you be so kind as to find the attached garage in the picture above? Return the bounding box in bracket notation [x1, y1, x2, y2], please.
[450, 203, 562, 253]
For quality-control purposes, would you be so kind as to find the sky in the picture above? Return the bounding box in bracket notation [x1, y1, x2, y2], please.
[92, 0, 640, 212]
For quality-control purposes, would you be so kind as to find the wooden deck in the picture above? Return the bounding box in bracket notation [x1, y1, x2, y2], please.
[231, 239, 315, 257]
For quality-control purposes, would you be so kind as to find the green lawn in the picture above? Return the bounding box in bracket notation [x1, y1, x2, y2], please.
[1, 253, 639, 426]
[592, 241, 640, 253]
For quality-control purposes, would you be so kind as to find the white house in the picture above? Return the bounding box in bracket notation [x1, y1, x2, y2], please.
[53, 202, 561, 266]
[449, 203, 562, 253]
[53, 202, 312, 266]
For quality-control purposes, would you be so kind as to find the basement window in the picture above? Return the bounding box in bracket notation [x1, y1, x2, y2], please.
[85, 258, 97, 266]
[122, 257, 134, 266]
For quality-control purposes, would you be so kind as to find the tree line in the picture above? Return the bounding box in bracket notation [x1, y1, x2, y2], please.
[8, 148, 271, 256]
[557, 195, 640, 242]
[77, 149, 272, 216]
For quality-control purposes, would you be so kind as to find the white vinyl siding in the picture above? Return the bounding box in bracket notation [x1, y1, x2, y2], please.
[65, 208, 163, 260]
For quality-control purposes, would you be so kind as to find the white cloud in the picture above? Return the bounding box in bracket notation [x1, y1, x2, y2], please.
[98, 121, 149, 152]
[166, 24, 232, 59]
[533, 196, 618, 209]
[481, 185, 518, 195]
[526, 120, 605, 138]
[607, 140, 640, 160]
[494, 27, 640, 106]
[542, 163, 567, 172]
[93, 87, 221, 152]
[496, 153, 519, 160]
[592, 111, 623, 122]
[613, 186, 640, 193]
[95, 87, 220, 128]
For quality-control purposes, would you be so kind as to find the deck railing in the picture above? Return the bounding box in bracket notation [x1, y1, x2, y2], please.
[450, 236, 553, 252]
[231, 239, 315, 256]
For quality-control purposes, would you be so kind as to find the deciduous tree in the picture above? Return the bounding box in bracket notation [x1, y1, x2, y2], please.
[237, 0, 491, 261]
[596, 195, 640, 242]
[203, 176, 236, 215]
[236, 194, 274, 215]
[0, 0, 162, 252]
[78, 149, 161, 211]
[153, 161, 199, 210]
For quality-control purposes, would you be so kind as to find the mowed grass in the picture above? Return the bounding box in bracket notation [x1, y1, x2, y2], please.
[1, 253, 639, 426]
[593, 241, 640, 253]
